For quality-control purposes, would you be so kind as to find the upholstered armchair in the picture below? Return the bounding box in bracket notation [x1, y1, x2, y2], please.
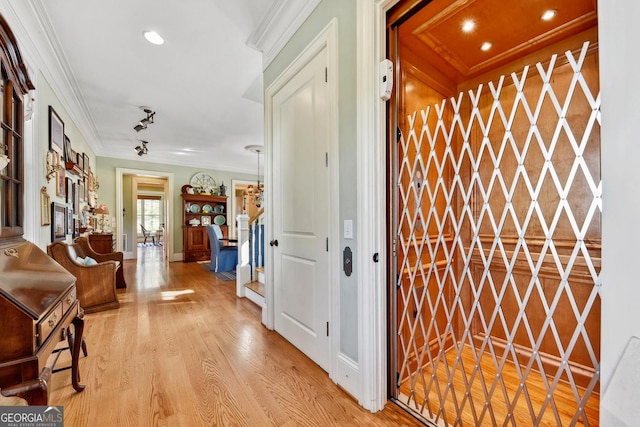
[206, 224, 237, 272]
[47, 241, 120, 314]
[74, 236, 127, 288]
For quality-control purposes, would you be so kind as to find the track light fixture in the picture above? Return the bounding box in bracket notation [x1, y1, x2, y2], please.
[134, 140, 149, 156]
[133, 107, 155, 132]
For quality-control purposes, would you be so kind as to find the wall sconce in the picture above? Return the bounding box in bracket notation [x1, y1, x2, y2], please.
[133, 107, 155, 132]
[45, 150, 58, 182]
[0, 142, 9, 172]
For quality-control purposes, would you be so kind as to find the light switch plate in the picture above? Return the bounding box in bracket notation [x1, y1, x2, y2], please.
[344, 219, 353, 239]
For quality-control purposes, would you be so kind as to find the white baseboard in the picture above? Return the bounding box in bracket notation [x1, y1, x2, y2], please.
[123, 251, 134, 260]
[335, 353, 359, 399]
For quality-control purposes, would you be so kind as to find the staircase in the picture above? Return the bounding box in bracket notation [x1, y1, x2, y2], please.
[236, 210, 265, 318]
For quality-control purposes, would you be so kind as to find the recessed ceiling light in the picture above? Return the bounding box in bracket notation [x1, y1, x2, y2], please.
[462, 20, 475, 33]
[541, 9, 557, 21]
[481, 42, 492, 51]
[143, 30, 164, 45]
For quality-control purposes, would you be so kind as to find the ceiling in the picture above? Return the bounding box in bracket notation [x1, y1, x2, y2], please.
[398, 0, 598, 85]
[37, 0, 279, 174]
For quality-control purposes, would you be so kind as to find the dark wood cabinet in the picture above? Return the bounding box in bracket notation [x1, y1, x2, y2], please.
[181, 194, 227, 262]
[88, 233, 114, 254]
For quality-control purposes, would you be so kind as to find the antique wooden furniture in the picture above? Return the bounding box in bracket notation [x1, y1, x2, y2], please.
[47, 241, 120, 313]
[0, 241, 85, 405]
[0, 13, 85, 407]
[87, 233, 114, 254]
[182, 193, 228, 261]
[76, 235, 126, 288]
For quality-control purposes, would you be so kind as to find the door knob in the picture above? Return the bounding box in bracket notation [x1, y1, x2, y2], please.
[269, 239, 279, 247]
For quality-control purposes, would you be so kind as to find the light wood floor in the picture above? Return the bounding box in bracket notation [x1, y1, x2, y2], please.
[50, 247, 421, 426]
[399, 343, 599, 426]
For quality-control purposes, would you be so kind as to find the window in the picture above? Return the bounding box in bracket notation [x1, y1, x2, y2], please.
[137, 196, 162, 233]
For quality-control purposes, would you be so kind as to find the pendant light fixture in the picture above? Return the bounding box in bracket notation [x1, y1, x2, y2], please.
[244, 145, 264, 208]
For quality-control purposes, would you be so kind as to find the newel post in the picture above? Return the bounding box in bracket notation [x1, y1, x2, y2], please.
[236, 214, 251, 297]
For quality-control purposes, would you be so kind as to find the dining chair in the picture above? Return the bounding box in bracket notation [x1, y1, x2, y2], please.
[140, 224, 156, 245]
[206, 225, 237, 272]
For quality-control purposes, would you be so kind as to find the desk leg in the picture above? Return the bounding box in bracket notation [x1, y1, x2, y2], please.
[68, 312, 86, 392]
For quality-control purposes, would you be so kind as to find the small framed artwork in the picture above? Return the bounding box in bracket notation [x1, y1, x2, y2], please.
[40, 187, 51, 226]
[201, 215, 212, 225]
[56, 167, 66, 197]
[49, 106, 64, 155]
[65, 177, 73, 204]
[64, 135, 73, 163]
[73, 181, 79, 214]
[78, 180, 85, 203]
[51, 202, 67, 241]
[83, 153, 90, 175]
[67, 205, 74, 236]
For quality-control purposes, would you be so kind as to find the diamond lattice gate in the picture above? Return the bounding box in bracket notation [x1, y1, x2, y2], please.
[393, 42, 601, 426]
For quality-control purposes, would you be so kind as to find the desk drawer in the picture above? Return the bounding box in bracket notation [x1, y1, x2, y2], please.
[37, 302, 63, 347]
[62, 287, 77, 312]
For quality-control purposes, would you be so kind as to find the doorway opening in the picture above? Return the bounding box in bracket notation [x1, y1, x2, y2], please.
[116, 168, 174, 262]
[388, 1, 601, 425]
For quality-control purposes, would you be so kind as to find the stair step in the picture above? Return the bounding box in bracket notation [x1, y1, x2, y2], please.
[245, 280, 264, 297]
[255, 267, 264, 273]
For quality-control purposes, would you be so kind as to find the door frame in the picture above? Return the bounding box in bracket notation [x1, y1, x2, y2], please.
[355, 0, 400, 412]
[116, 168, 174, 261]
[229, 179, 259, 238]
[264, 18, 339, 376]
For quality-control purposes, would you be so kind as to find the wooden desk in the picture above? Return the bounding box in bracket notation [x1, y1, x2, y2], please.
[88, 233, 114, 254]
[0, 240, 86, 405]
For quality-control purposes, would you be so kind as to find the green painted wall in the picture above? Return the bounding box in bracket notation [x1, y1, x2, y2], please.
[263, 0, 358, 362]
[37, 72, 95, 246]
[96, 156, 256, 255]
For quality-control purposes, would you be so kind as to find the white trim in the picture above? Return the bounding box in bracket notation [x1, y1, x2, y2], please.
[264, 19, 340, 377]
[336, 353, 360, 400]
[116, 168, 174, 261]
[229, 179, 257, 237]
[247, 0, 321, 69]
[356, 0, 400, 412]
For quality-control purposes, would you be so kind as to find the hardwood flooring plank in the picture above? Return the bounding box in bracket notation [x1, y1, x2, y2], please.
[49, 247, 420, 426]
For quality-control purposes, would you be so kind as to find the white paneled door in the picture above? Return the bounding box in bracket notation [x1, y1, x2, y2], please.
[272, 46, 330, 371]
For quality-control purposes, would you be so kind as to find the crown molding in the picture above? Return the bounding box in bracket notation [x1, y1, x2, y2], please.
[1, 0, 103, 153]
[247, 0, 320, 69]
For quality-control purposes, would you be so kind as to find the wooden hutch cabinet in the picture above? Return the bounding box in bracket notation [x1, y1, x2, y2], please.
[181, 194, 227, 262]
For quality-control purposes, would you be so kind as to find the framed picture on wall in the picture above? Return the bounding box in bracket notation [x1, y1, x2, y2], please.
[56, 167, 66, 197]
[64, 136, 73, 163]
[65, 177, 73, 204]
[83, 153, 90, 176]
[51, 202, 66, 241]
[48, 106, 64, 154]
[73, 181, 79, 214]
[78, 180, 85, 203]
[67, 205, 73, 236]
[40, 187, 51, 226]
